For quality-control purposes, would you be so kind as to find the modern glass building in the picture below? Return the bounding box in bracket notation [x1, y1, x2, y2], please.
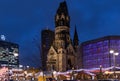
[81, 36, 120, 69]
[0, 40, 19, 68]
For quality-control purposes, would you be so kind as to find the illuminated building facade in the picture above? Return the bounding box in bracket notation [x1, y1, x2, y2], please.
[81, 36, 120, 69]
[47, 1, 79, 71]
[0, 40, 19, 68]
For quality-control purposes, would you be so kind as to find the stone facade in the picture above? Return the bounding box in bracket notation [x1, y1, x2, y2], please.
[47, 1, 79, 71]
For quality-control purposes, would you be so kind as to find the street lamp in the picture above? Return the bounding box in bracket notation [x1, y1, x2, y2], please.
[99, 65, 102, 73]
[52, 71, 57, 80]
[109, 50, 119, 78]
[71, 67, 75, 80]
[27, 66, 29, 69]
[19, 65, 23, 68]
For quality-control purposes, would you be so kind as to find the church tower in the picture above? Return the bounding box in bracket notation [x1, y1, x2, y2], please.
[47, 1, 78, 71]
[54, 1, 71, 49]
[73, 26, 79, 52]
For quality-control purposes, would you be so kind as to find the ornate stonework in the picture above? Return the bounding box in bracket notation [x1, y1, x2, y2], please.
[47, 1, 79, 71]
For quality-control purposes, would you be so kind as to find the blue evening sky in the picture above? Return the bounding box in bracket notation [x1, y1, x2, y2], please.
[0, 0, 120, 67]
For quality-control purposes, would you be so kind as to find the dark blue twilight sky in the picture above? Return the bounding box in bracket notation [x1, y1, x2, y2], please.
[0, 0, 120, 67]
